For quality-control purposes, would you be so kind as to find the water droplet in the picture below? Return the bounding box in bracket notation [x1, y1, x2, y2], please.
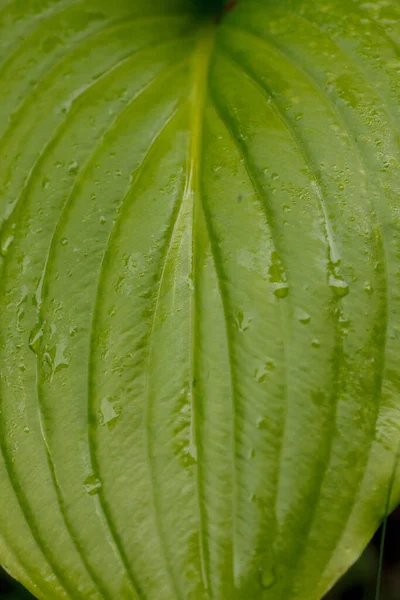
[256, 417, 268, 429]
[269, 251, 289, 298]
[53, 341, 69, 374]
[254, 368, 267, 383]
[248, 447, 255, 459]
[364, 282, 373, 295]
[41, 351, 53, 377]
[254, 359, 275, 383]
[84, 474, 102, 496]
[311, 339, 321, 348]
[187, 274, 194, 292]
[28, 324, 43, 355]
[99, 215, 106, 225]
[273, 283, 289, 299]
[60, 237, 68, 246]
[67, 161, 79, 175]
[236, 311, 252, 333]
[329, 275, 349, 297]
[338, 312, 350, 326]
[188, 439, 197, 462]
[0, 230, 15, 257]
[60, 102, 70, 115]
[295, 307, 311, 325]
[100, 397, 121, 430]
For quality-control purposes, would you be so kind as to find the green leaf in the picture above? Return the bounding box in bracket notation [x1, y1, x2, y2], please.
[0, 0, 399, 598]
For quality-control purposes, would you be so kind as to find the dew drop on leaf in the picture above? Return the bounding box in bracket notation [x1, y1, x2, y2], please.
[328, 274, 349, 297]
[256, 417, 268, 430]
[100, 397, 121, 430]
[269, 251, 289, 298]
[67, 161, 79, 175]
[53, 341, 70, 374]
[254, 359, 275, 383]
[0, 230, 15, 257]
[84, 475, 102, 496]
[295, 307, 311, 325]
[364, 282, 373, 294]
[28, 324, 44, 355]
[248, 447, 255, 460]
[273, 283, 290, 299]
[236, 311, 252, 332]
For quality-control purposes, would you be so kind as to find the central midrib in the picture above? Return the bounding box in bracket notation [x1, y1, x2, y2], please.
[186, 19, 217, 594]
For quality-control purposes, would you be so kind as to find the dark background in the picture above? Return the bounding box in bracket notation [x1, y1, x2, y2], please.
[1, 507, 399, 599]
[326, 507, 400, 600]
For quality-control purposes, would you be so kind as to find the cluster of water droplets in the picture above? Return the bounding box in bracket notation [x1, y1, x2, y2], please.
[268, 250, 289, 299]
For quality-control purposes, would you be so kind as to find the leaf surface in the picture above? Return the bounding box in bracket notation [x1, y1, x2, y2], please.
[0, 0, 399, 599]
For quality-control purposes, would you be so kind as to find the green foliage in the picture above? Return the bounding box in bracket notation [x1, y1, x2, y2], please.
[0, 0, 399, 599]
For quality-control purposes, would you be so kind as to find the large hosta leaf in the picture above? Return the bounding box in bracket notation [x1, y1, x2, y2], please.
[0, 0, 399, 598]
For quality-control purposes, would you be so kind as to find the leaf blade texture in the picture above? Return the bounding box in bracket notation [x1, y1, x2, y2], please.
[0, 0, 399, 598]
